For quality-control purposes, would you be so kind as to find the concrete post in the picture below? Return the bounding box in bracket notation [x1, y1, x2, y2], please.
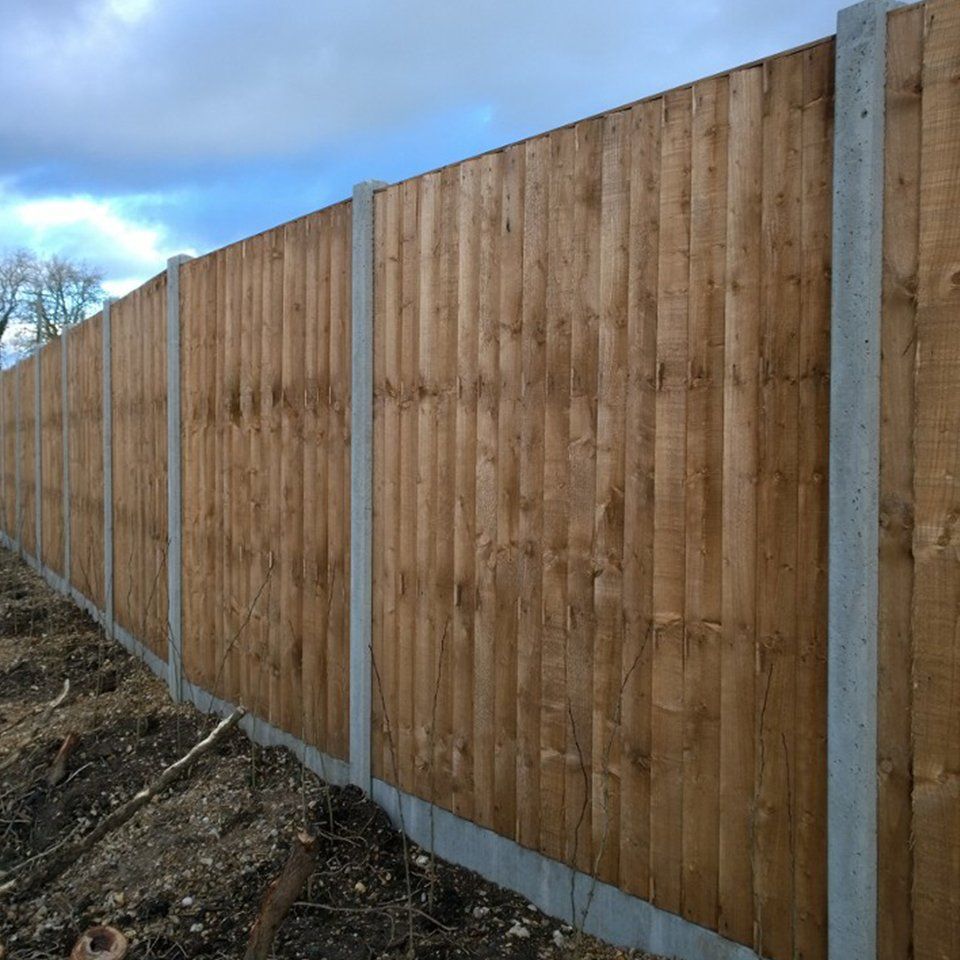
[166, 254, 192, 701]
[829, 2, 895, 958]
[61, 327, 71, 584]
[102, 298, 115, 641]
[349, 179, 386, 792]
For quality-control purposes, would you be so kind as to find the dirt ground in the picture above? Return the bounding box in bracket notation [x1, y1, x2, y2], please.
[0, 551, 659, 960]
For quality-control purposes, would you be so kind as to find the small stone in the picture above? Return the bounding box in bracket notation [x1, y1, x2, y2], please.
[472, 906, 490, 919]
[414, 854, 430, 868]
[552, 929, 567, 948]
[507, 921, 530, 939]
[180, 897, 193, 908]
[353, 881, 367, 894]
[189, 922, 203, 933]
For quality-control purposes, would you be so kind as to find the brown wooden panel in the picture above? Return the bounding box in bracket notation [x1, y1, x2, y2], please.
[40, 339, 64, 576]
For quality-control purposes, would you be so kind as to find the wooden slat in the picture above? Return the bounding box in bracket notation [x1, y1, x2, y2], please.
[565, 116, 601, 876]
[619, 96, 661, 900]
[650, 87, 691, 915]
[717, 65, 762, 944]
[474, 151, 502, 831]
[280, 219, 306, 736]
[592, 107, 630, 884]
[452, 164, 479, 819]
[794, 38, 832, 960]
[755, 50, 803, 960]
[415, 172, 440, 801]
[878, 10, 922, 960]
[682, 74, 728, 928]
[912, 1, 960, 955]
[539, 126, 574, 863]
[517, 133, 549, 852]
[494, 142, 523, 839]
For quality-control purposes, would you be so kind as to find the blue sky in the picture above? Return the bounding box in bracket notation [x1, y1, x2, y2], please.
[1, 0, 842, 299]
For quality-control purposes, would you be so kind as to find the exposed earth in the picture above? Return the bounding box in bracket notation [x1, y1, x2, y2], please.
[0, 549, 658, 960]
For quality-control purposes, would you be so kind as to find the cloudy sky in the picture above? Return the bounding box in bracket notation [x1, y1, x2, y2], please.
[2, 0, 842, 298]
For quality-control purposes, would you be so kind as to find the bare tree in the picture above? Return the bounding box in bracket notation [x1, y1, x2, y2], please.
[22, 255, 105, 344]
[0, 250, 36, 343]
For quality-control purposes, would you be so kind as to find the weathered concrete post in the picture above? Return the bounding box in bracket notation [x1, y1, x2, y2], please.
[102, 298, 116, 642]
[829, 2, 896, 958]
[349, 179, 385, 792]
[166, 254, 192, 702]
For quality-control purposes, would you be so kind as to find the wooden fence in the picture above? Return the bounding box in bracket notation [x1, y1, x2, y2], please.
[0, 3, 958, 958]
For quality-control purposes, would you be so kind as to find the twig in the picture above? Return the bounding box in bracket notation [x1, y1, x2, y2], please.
[1, 707, 244, 898]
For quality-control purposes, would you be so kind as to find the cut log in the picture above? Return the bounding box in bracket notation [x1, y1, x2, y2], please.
[0, 707, 244, 898]
[244, 831, 318, 960]
[70, 926, 128, 960]
[46, 732, 80, 786]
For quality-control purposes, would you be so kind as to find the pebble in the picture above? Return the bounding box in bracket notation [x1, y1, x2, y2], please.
[414, 853, 430, 868]
[552, 929, 567, 947]
[180, 896, 194, 908]
[507, 921, 531, 939]
[472, 905, 490, 919]
[189, 922, 203, 933]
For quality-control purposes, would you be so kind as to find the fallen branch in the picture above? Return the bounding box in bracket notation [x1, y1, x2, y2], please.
[1, 707, 244, 898]
[244, 830, 318, 960]
[46, 732, 80, 786]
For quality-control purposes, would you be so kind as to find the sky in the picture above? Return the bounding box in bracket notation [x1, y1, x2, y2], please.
[1, 0, 843, 300]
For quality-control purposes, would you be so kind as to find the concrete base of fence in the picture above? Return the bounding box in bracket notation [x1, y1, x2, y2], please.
[371, 779, 761, 960]
[0, 536, 761, 960]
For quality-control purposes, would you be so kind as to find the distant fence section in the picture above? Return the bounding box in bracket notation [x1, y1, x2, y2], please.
[0, 4, 958, 960]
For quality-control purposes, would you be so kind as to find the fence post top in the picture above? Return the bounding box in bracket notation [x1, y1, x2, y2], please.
[166, 254, 193, 269]
[352, 180, 388, 197]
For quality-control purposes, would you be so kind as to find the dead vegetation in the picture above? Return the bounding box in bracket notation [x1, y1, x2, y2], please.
[0, 551, 653, 960]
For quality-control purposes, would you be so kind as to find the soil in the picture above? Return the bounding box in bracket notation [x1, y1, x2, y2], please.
[0, 551, 659, 960]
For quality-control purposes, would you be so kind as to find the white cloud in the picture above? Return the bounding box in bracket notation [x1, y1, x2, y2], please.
[0, 186, 196, 287]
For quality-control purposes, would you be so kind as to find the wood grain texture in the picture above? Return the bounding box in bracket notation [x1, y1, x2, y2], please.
[912, 2, 960, 956]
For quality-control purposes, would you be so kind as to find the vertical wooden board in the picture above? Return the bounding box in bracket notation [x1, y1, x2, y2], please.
[565, 117, 601, 875]
[202, 254, 221, 690]
[474, 151, 502, 830]
[300, 220, 320, 747]
[494, 142, 524, 839]
[540, 126, 574, 862]
[619, 97, 661, 899]
[379, 186, 403, 784]
[212, 251, 227, 699]
[912, 2, 960, 956]
[2, 372, 14, 537]
[153, 278, 169, 656]
[717, 65, 762, 946]
[397, 179, 420, 790]
[755, 51, 803, 960]
[794, 39, 832, 960]
[434, 165, 460, 811]
[415, 172, 440, 801]
[592, 108, 630, 884]
[329, 205, 352, 759]
[372, 195, 387, 776]
[517, 134, 549, 851]
[650, 87, 691, 915]
[180, 259, 200, 684]
[266, 234, 286, 724]
[682, 75, 728, 927]
[878, 11, 922, 960]
[238, 236, 258, 713]
[453, 164, 479, 818]
[280, 219, 306, 736]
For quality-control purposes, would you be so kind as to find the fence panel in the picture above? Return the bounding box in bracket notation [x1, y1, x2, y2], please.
[371, 37, 835, 959]
[39, 339, 64, 577]
[111, 275, 168, 658]
[180, 203, 353, 760]
[66, 312, 104, 607]
[2, 370, 16, 537]
[18, 357, 36, 557]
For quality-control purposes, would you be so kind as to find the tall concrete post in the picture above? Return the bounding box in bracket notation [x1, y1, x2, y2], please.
[166, 254, 192, 701]
[829, 2, 896, 958]
[349, 179, 386, 792]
